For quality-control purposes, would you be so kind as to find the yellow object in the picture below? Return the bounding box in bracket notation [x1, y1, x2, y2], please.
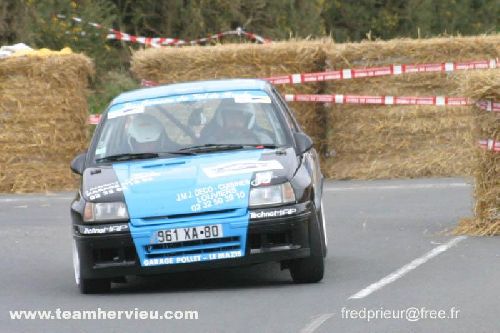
[10, 47, 73, 58]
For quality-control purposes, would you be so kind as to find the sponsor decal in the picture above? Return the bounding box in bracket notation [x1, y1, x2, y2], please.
[250, 207, 297, 219]
[251, 171, 273, 186]
[85, 172, 160, 200]
[108, 105, 145, 119]
[143, 250, 243, 266]
[108, 90, 272, 115]
[85, 181, 122, 200]
[203, 160, 283, 178]
[79, 224, 129, 234]
[85, 172, 161, 200]
[175, 179, 250, 212]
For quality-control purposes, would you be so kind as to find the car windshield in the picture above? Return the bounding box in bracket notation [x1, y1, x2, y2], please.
[92, 90, 291, 163]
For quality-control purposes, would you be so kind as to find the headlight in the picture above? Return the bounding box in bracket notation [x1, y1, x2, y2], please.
[249, 182, 296, 207]
[83, 202, 129, 223]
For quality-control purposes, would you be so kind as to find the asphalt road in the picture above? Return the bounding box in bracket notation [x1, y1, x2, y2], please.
[0, 177, 499, 333]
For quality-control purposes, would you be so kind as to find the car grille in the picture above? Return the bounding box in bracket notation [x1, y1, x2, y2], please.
[141, 209, 238, 221]
[134, 208, 244, 227]
[144, 236, 241, 258]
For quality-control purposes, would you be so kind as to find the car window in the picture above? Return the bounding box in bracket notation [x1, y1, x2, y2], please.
[92, 90, 291, 162]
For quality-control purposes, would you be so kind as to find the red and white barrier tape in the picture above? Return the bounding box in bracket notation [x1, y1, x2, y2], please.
[140, 79, 158, 87]
[284, 94, 499, 112]
[479, 139, 500, 152]
[87, 114, 101, 125]
[475, 100, 500, 112]
[266, 58, 498, 85]
[57, 15, 270, 47]
[106, 28, 270, 47]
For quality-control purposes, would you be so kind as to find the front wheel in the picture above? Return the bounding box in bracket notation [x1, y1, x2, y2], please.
[73, 239, 111, 294]
[289, 205, 325, 283]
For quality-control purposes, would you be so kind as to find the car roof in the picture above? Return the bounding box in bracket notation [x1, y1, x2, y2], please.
[110, 79, 271, 106]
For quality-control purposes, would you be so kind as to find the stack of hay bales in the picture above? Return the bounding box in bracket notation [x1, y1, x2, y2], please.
[0, 53, 93, 192]
[456, 70, 499, 235]
[131, 41, 328, 151]
[322, 35, 499, 179]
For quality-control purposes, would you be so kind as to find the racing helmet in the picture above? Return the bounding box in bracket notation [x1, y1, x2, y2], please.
[215, 99, 255, 129]
[127, 113, 163, 144]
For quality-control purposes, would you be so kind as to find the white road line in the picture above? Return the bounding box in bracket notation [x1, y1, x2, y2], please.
[300, 313, 335, 333]
[325, 183, 470, 192]
[348, 236, 467, 299]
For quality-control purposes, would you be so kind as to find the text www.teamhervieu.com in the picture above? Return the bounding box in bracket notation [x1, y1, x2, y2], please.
[9, 308, 199, 320]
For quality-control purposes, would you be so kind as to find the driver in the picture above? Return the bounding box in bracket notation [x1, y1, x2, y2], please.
[202, 99, 259, 144]
[127, 113, 168, 153]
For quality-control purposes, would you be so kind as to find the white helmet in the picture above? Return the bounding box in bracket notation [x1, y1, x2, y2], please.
[128, 114, 163, 143]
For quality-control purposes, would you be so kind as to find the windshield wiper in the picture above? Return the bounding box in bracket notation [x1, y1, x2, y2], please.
[96, 151, 195, 163]
[179, 143, 278, 153]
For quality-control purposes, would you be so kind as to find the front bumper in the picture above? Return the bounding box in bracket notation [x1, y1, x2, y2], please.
[73, 202, 314, 279]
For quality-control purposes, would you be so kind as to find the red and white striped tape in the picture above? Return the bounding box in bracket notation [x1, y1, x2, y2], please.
[479, 139, 500, 152]
[475, 100, 500, 112]
[107, 28, 270, 47]
[140, 79, 158, 87]
[284, 94, 499, 111]
[266, 58, 498, 85]
[87, 114, 101, 125]
[57, 15, 270, 47]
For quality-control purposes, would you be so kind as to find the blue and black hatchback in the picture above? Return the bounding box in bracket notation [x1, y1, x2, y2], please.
[70, 79, 327, 293]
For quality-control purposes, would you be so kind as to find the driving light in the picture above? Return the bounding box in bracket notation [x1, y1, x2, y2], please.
[249, 182, 296, 207]
[83, 202, 129, 223]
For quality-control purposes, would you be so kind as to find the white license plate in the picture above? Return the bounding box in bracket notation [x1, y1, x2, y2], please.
[156, 224, 223, 244]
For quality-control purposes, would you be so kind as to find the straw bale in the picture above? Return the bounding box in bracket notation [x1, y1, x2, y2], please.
[323, 104, 476, 179]
[324, 35, 500, 69]
[131, 41, 329, 151]
[0, 54, 93, 192]
[323, 35, 499, 179]
[455, 70, 499, 235]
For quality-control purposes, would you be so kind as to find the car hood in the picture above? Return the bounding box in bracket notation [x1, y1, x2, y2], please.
[83, 148, 298, 222]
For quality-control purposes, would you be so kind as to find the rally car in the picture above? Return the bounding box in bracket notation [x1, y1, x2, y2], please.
[70, 79, 327, 293]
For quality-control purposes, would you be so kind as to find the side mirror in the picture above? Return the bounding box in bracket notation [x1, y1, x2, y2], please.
[70, 151, 87, 175]
[293, 132, 314, 155]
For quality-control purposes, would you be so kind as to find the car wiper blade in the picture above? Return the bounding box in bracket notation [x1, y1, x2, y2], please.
[178, 144, 244, 152]
[179, 143, 279, 153]
[96, 151, 195, 163]
[96, 152, 160, 163]
[161, 150, 197, 156]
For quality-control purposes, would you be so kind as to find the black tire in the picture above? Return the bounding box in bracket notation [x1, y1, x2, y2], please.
[290, 256, 324, 283]
[289, 205, 325, 283]
[79, 278, 111, 294]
